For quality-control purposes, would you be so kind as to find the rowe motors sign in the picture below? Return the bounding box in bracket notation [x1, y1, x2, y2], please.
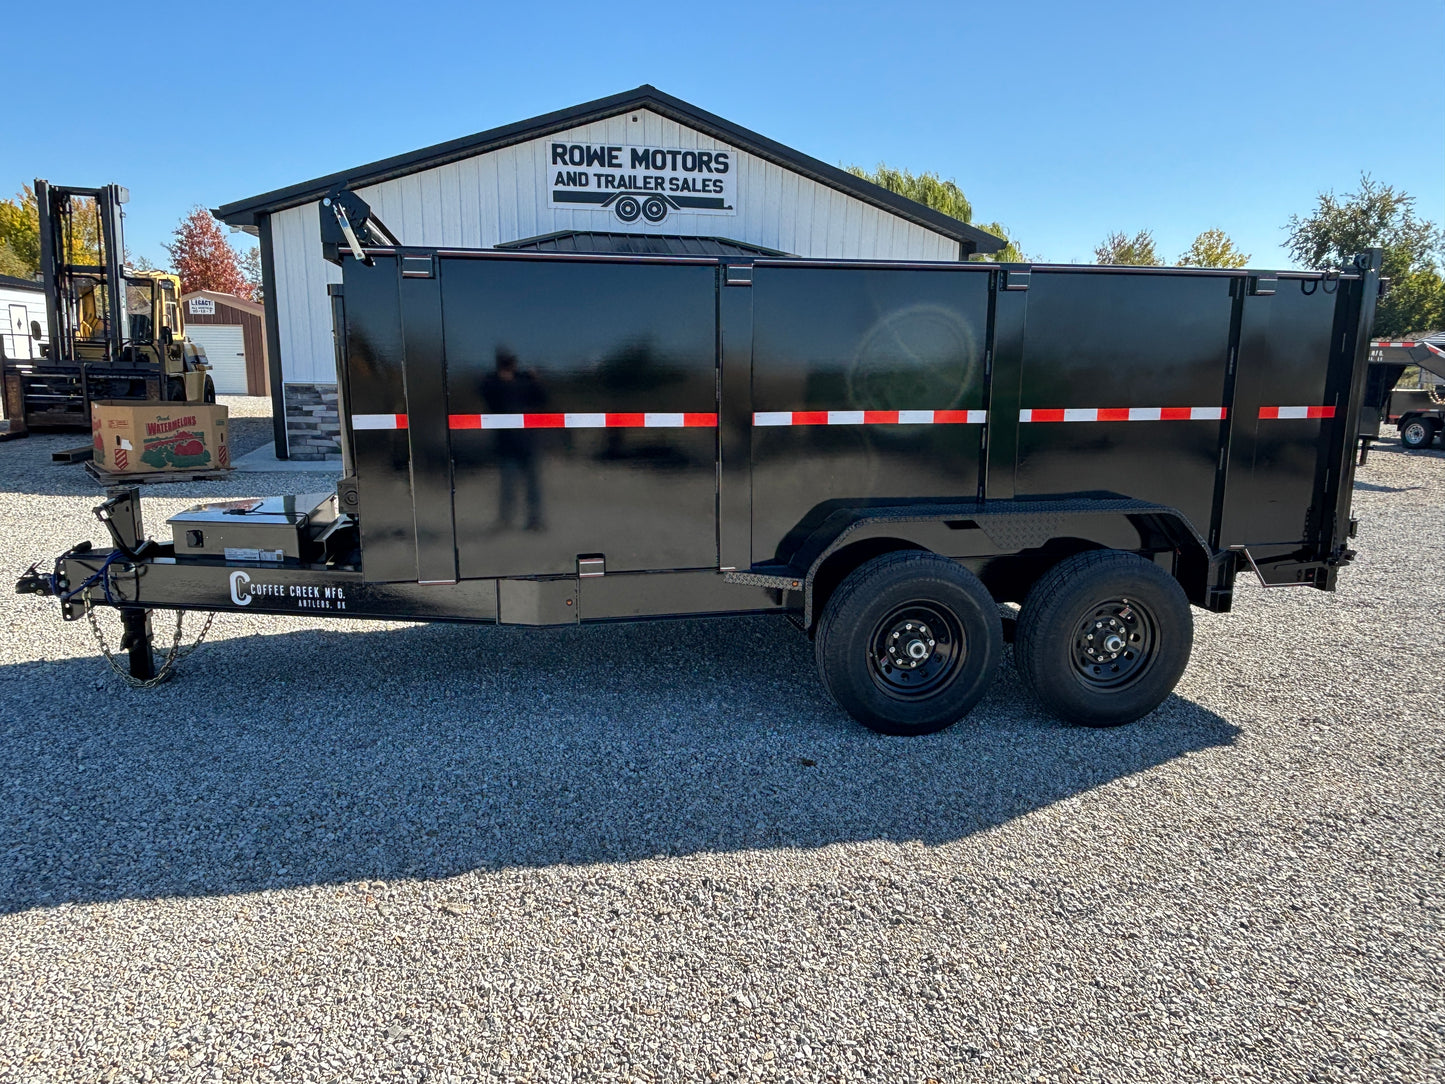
[548, 142, 736, 223]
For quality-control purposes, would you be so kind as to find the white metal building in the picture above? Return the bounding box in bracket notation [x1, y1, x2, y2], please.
[0, 275, 48, 362]
[217, 86, 1002, 458]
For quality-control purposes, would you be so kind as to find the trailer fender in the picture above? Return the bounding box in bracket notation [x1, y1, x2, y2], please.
[762, 499, 1218, 632]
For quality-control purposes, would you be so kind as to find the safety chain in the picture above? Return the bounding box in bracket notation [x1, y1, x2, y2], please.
[81, 588, 215, 689]
[1429, 382, 1445, 406]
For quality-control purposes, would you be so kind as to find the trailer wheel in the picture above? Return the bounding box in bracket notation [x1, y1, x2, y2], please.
[614, 196, 642, 223]
[1015, 551, 1192, 728]
[814, 552, 1002, 736]
[1400, 418, 1434, 449]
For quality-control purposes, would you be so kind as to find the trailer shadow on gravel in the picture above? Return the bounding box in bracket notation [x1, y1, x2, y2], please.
[0, 615, 1237, 914]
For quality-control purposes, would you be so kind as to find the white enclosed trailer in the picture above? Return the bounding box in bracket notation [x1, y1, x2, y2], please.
[0, 274, 47, 362]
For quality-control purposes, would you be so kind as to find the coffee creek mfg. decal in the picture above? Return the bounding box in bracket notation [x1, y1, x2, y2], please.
[548, 142, 736, 223]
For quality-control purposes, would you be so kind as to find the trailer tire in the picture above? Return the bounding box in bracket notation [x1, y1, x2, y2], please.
[814, 551, 1002, 736]
[1015, 550, 1192, 728]
[1400, 418, 1434, 449]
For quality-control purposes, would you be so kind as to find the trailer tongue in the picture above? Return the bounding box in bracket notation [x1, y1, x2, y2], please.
[16, 196, 1384, 735]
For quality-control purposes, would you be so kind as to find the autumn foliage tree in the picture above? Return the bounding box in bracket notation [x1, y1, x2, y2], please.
[240, 246, 264, 302]
[164, 207, 251, 298]
[0, 185, 105, 277]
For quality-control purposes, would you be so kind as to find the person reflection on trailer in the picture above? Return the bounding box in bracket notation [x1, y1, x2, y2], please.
[482, 348, 546, 532]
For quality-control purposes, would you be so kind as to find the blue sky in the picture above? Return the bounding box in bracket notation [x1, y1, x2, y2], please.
[6, 0, 1441, 268]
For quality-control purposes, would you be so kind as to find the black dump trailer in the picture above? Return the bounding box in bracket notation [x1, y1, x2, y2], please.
[1360, 337, 1445, 452]
[18, 195, 1384, 735]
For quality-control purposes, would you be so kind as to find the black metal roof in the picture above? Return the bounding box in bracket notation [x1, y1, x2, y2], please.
[0, 273, 43, 293]
[214, 85, 1003, 255]
[496, 231, 791, 258]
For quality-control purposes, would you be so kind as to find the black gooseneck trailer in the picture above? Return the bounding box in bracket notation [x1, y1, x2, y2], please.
[18, 193, 1384, 735]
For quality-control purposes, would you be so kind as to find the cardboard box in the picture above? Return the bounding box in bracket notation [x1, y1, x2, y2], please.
[91, 401, 231, 474]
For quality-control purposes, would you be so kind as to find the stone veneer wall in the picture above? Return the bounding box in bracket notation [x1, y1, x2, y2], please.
[283, 383, 343, 460]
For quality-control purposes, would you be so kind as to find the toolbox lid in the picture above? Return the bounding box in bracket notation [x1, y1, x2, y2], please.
[167, 492, 334, 528]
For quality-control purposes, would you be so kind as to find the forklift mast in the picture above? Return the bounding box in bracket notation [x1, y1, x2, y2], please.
[35, 180, 130, 364]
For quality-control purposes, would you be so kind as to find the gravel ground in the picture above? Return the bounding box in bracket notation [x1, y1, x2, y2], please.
[0, 402, 1440, 1084]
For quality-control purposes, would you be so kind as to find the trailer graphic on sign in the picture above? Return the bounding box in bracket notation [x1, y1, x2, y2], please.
[549, 142, 736, 223]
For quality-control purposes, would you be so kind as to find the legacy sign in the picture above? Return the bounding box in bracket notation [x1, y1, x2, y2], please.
[548, 142, 736, 224]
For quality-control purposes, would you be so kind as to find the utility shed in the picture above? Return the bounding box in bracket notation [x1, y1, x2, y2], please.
[181, 290, 270, 396]
[217, 85, 1004, 459]
[0, 274, 48, 362]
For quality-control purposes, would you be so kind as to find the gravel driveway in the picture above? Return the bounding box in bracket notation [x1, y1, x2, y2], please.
[0, 398, 1440, 1083]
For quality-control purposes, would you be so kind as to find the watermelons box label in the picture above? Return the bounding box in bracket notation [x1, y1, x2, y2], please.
[91, 402, 231, 475]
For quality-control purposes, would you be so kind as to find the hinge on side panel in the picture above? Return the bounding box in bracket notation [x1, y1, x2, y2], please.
[1003, 269, 1030, 291]
[1250, 275, 1277, 296]
[725, 265, 753, 287]
[1229, 546, 1318, 590]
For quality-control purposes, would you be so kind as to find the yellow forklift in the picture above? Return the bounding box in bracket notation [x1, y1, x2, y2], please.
[0, 181, 213, 435]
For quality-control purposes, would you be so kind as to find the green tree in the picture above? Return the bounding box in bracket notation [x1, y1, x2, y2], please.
[1178, 228, 1250, 268]
[846, 163, 1023, 262]
[1095, 230, 1162, 266]
[1285, 173, 1445, 338]
[974, 221, 1025, 263]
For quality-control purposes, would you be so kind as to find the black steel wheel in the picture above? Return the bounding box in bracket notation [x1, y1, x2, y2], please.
[641, 196, 668, 223]
[614, 196, 642, 223]
[1015, 550, 1192, 728]
[1400, 418, 1434, 449]
[815, 551, 1002, 736]
[1069, 598, 1157, 689]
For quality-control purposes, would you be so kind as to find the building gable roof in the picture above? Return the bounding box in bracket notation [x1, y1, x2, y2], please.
[0, 274, 43, 293]
[214, 85, 1003, 255]
[182, 289, 266, 316]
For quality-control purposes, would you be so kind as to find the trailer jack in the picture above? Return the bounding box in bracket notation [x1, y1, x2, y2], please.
[118, 607, 160, 682]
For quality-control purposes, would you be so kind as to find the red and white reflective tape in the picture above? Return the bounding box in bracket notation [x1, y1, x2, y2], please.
[753, 409, 986, 426]
[352, 413, 409, 430]
[358, 404, 1341, 430]
[448, 412, 715, 429]
[1373, 341, 1418, 348]
[1019, 406, 1227, 423]
[351, 413, 716, 431]
[1258, 405, 1335, 420]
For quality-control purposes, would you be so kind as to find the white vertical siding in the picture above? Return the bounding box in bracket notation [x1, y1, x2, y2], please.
[270, 200, 342, 387]
[270, 108, 960, 388]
